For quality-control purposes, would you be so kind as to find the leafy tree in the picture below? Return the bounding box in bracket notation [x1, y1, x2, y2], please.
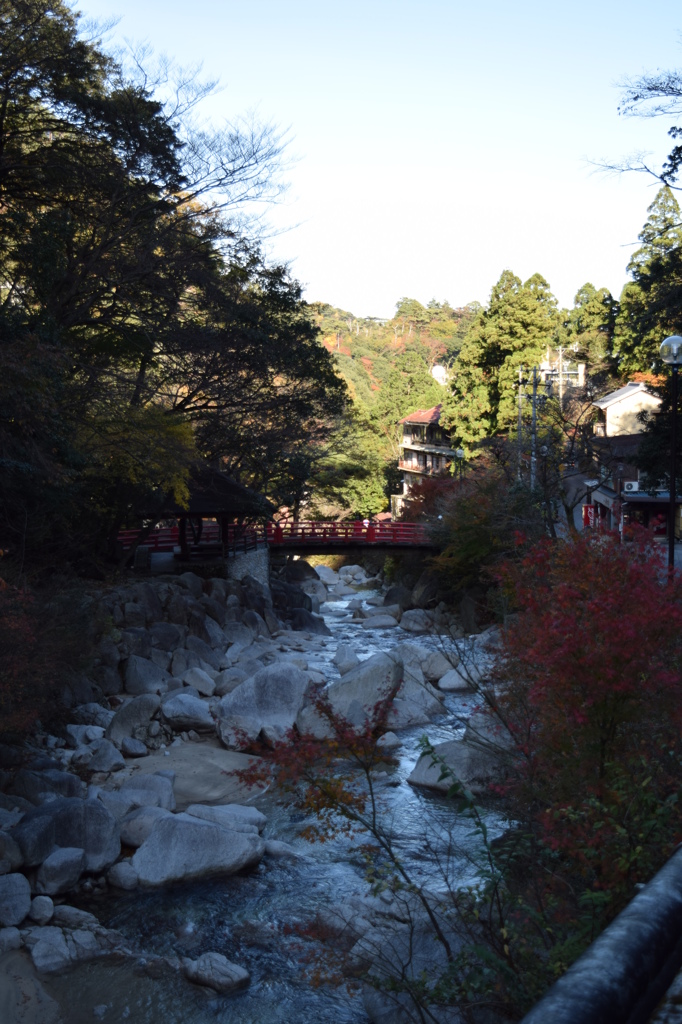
[564, 282, 618, 372]
[442, 271, 562, 449]
[613, 187, 682, 374]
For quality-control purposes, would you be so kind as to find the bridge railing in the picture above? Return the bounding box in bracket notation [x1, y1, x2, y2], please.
[266, 520, 430, 545]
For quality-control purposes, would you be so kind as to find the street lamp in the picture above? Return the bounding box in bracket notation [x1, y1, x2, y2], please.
[455, 449, 465, 483]
[660, 335, 682, 570]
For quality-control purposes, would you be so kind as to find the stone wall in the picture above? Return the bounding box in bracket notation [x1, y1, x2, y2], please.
[226, 544, 270, 587]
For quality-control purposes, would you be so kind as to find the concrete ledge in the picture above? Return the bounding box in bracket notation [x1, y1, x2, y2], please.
[521, 846, 682, 1024]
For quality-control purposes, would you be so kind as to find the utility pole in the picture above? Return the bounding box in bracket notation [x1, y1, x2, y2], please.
[530, 365, 538, 491]
[558, 346, 564, 409]
[517, 366, 524, 481]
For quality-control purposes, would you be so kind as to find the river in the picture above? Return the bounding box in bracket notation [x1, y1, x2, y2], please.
[45, 582, 498, 1023]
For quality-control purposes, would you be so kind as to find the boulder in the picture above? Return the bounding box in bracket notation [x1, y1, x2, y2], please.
[119, 772, 176, 811]
[0, 873, 31, 926]
[289, 608, 331, 636]
[177, 572, 204, 599]
[362, 615, 399, 630]
[30, 924, 100, 974]
[182, 951, 250, 993]
[0, 832, 23, 873]
[161, 693, 215, 733]
[270, 580, 312, 614]
[131, 813, 264, 886]
[215, 664, 310, 750]
[315, 565, 339, 585]
[35, 847, 86, 895]
[411, 571, 440, 609]
[65, 724, 105, 748]
[150, 647, 171, 673]
[87, 738, 126, 773]
[408, 736, 506, 795]
[186, 636, 221, 671]
[7, 768, 85, 806]
[170, 648, 202, 677]
[120, 806, 174, 847]
[185, 803, 266, 833]
[15, 798, 119, 873]
[29, 896, 54, 925]
[399, 609, 434, 634]
[72, 704, 115, 729]
[107, 860, 139, 890]
[181, 667, 216, 697]
[204, 616, 228, 649]
[213, 668, 248, 696]
[124, 655, 169, 695]
[149, 621, 184, 650]
[120, 737, 149, 757]
[222, 622, 257, 647]
[242, 609, 269, 637]
[119, 627, 152, 659]
[320, 654, 403, 730]
[333, 643, 359, 676]
[422, 650, 458, 682]
[134, 582, 164, 623]
[284, 559, 319, 582]
[0, 927, 21, 952]
[438, 668, 472, 692]
[383, 585, 413, 611]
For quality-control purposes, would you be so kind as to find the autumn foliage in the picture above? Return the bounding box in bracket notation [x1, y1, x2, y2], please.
[493, 529, 682, 897]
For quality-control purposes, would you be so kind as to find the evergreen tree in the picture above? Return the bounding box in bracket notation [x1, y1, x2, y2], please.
[442, 271, 561, 448]
[613, 187, 682, 374]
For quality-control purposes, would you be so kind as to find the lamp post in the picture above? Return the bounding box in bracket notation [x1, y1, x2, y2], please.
[660, 335, 682, 570]
[455, 449, 465, 483]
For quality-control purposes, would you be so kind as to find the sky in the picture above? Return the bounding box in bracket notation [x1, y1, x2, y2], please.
[75, 0, 682, 318]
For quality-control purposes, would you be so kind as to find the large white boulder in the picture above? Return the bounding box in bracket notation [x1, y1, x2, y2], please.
[131, 813, 264, 886]
[161, 693, 215, 732]
[215, 664, 310, 750]
[182, 951, 250, 993]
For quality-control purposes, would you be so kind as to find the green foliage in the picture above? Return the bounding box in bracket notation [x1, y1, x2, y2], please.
[613, 187, 682, 374]
[442, 271, 563, 448]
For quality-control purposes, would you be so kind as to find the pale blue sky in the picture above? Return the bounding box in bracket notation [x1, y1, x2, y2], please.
[76, 0, 682, 316]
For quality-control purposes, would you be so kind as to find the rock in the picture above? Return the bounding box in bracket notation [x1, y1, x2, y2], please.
[123, 602, 145, 628]
[215, 664, 310, 750]
[131, 813, 264, 886]
[182, 951, 250, 993]
[29, 924, 99, 974]
[119, 772, 176, 811]
[29, 896, 54, 925]
[399, 609, 434, 634]
[35, 847, 86, 896]
[411, 571, 440, 609]
[362, 615, 399, 630]
[149, 621, 184, 650]
[16, 798, 120, 873]
[340, 564, 365, 579]
[7, 768, 85, 805]
[383, 585, 413, 611]
[65, 724, 105, 748]
[121, 736, 149, 757]
[314, 564, 338, 585]
[107, 860, 139, 890]
[264, 839, 300, 859]
[181, 666, 216, 697]
[119, 627, 152, 659]
[0, 833, 23, 873]
[289, 608, 332, 635]
[161, 693, 215, 733]
[377, 732, 401, 751]
[51, 905, 99, 928]
[204, 616, 228, 649]
[170, 648, 201, 677]
[134, 582, 164, 623]
[438, 668, 472, 692]
[72, 704, 115, 729]
[222, 621, 257, 647]
[0, 926, 21, 951]
[422, 650, 458, 682]
[0, 874, 31, 926]
[185, 636, 221, 670]
[333, 643, 360, 676]
[177, 572, 204, 599]
[242, 609, 269, 637]
[185, 803, 266, 833]
[11, 816, 55, 867]
[87, 738, 126, 773]
[408, 737, 504, 795]
[149, 648, 172, 672]
[213, 668, 248, 696]
[285, 559, 319, 582]
[124, 655, 169, 695]
[120, 806, 174, 846]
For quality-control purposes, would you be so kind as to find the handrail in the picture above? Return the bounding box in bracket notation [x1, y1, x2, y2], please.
[520, 846, 682, 1024]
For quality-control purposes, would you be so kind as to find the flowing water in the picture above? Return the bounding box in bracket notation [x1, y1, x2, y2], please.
[45, 584, 500, 1023]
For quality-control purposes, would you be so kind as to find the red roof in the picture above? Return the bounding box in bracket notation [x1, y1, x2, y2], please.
[400, 404, 442, 425]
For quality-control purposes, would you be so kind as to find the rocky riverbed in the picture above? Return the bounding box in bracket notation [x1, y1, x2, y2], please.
[0, 559, 504, 1023]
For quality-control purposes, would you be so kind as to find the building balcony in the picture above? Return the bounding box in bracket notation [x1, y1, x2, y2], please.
[401, 440, 458, 456]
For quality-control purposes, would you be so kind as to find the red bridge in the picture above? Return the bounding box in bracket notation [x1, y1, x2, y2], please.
[117, 520, 433, 561]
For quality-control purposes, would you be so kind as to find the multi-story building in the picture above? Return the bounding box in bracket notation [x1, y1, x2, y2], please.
[391, 404, 458, 518]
